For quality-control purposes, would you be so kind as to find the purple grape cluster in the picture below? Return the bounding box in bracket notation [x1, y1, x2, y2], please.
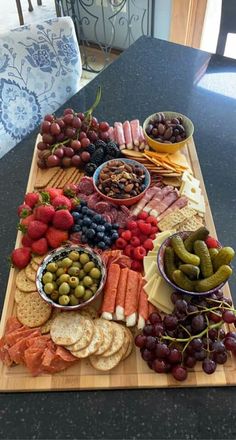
[135, 290, 236, 381]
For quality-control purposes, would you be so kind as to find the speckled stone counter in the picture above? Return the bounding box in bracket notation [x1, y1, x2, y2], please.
[0, 37, 236, 439]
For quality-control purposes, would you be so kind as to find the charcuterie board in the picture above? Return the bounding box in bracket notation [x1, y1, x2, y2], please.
[0, 135, 236, 392]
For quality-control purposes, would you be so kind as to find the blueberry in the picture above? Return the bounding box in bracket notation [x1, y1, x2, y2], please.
[93, 214, 102, 223]
[81, 235, 87, 243]
[97, 225, 105, 232]
[110, 229, 118, 235]
[87, 228, 96, 239]
[71, 224, 81, 233]
[104, 237, 111, 246]
[97, 241, 106, 249]
[72, 212, 81, 222]
[97, 231, 105, 241]
[100, 218, 105, 225]
[86, 209, 94, 217]
[104, 223, 112, 231]
[82, 206, 89, 214]
[77, 219, 83, 226]
[80, 200, 87, 207]
[83, 216, 91, 226]
[111, 232, 119, 241]
[90, 222, 98, 230]
[74, 205, 81, 213]
[82, 226, 88, 233]
[112, 223, 119, 230]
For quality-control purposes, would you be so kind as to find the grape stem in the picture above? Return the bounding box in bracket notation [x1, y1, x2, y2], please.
[162, 321, 223, 343]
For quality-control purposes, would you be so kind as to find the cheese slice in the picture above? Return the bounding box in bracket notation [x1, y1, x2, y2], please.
[143, 256, 157, 274]
[148, 276, 174, 313]
[148, 297, 171, 314]
[182, 170, 200, 188]
[144, 260, 157, 281]
[188, 194, 206, 214]
[144, 273, 158, 295]
[147, 251, 158, 257]
[153, 230, 175, 247]
[180, 179, 201, 203]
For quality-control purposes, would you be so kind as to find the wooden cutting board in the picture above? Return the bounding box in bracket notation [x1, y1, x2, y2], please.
[0, 136, 235, 392]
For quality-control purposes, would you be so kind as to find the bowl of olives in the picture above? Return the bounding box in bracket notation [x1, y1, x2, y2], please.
[36, 244, 107, 310]
[143, 111, 194, 154]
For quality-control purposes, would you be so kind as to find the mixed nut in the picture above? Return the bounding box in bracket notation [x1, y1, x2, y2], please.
[97, 160, 146, 199]
[145, 112, 187, 144]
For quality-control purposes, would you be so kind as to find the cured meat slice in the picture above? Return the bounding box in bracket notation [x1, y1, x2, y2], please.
[108, 126, 115, 141]
[116, 210, 127, 228]
[95, 201, 110, 214]
[157, 196, 188, 221]
[130, 120, 140, 146]
[114, 122, 125, 149]
[131, 185, 163, 216]
[102, 213, 112, 223]
[8, 332, 40, 364]
[77, 177, 94, 195]
[0, 337, 12, 367]
[150, 190, 179, 217]
[24, 348, 44, 376]
[5, 327, 40, 347]
[123, 121, 133, 149]
[87, 193, 101, 210]
[5, 317, 22, 334]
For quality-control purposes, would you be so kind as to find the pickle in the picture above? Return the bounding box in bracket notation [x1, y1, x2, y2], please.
[193, 240, 213, 278]
[195, 265, 232, 292]
[179, 264, 200, 280]
[209, 248, 219, 261]
[164, 246, 177, 281]
[184, 227, 209, 252]
[171, 235, 200, 266]
[172, 270, 195, 291]
[213, 247, 235, 271]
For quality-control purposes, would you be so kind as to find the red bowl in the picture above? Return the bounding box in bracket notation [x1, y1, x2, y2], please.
[93, 158, 151, 207]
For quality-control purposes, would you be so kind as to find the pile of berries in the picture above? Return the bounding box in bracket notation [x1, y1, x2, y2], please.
[115, 211, 158, 271]
[11, 187, 77, 269]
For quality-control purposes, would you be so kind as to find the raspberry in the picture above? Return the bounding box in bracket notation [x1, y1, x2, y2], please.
[127, 220, 137, 230]
[130, 236, 141, 247]
[146, 216, 158, 226]
[149, 234, 156, 240]
[121, 230, 132, 241]
[138, 233, 148, 244]
[131, 260, 143, 272]
[138, 211, 149, 220]
[115, 237, 127, 250]
[118, 228, 125, 235]
[205, 236, 219, 248]
[143, 239, 154, 251]
[124, 244, 134, 258]
[133, 246, 147, 260]
[138, 222, 152, 235]
[131, 227, 140, 237]
[151, 226, 159, 235]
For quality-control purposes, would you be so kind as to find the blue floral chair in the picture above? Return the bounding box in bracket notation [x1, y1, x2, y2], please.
[0, 17, 82, 158]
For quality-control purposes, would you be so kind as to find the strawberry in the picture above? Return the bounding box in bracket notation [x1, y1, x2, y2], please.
[21, 213, 35, 227]
[205, 236, 219, 248]
[24, 192, 39, 208]
[138, 211, 149, 220]
[44, 188, 63, 200]
[146, 215, 158, 226]
[121, 230, 132, 241]
[35, 204, 55, 224]
[21, 234, 33, 247]
[31, 238, 48, 255]
[11, 247, 31, 269]
[46, 227, 69, 248]
[27, 220, 48, 240]
[143, 238, 154, 251]
[52, 195, 71, 211]
[133, 246, 147, 260]
[138, 222, 152, 235]
[17, 203, 32, 218]
[115, 237, 127, 250]
[63, 183, 78, 198]
[130, 236, 141, 247]
[126, 220, 137, 230]
[131, 260, 143, 272]
[52, 210, 74, 230]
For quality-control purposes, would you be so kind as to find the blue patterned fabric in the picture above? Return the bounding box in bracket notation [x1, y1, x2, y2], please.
[0, 17, 82, 158]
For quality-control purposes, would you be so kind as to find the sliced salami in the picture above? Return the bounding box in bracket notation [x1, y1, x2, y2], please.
[77, 177, 94, 195]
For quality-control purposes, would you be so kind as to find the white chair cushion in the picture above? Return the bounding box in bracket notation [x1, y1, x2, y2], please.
[0, 17, 82, 158]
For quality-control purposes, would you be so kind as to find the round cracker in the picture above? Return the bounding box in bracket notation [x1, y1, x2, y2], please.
[25, 264, 37, 283]
[16, 270, 36, 292]
[93, 319, 114, 355]
[41, 309, 60, 334]
[31, 261, 39, 271]
[122, 327, 133, 360]
[101, 322, 125, 357]
[14, 288, 33, 304]
[50, 312, 86, 346]
[33, 255, 46, 265]
[66, 318, 94, 352]
[72, 326, 103, 359]
[16, 292, 52, 327]
[80, 306, 98, 320]
[90, 328, 130, 371]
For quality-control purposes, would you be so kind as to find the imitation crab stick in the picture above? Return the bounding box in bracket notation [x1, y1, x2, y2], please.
[115, 267, 129, 321]
[137, 283, 149, 330]
[125, 270, 141, 327]
[123, 121, 133, 150]
[101, 263, 121, 320]
[114, 122, 126, 149]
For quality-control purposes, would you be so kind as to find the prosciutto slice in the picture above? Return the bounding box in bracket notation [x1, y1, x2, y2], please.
[157, 196, 188, 221]
[150, 189, 179, 217]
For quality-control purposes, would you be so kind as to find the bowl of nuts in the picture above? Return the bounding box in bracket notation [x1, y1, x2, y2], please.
[93, 158, 151, 206]
[143, 111, 194, 154]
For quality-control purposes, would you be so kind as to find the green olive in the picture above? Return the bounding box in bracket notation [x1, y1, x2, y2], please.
[83, 261, 95, 273]
[46, 262, 58, 272]
[83, 289, 94, 301]
[61, 257, 73, 268]
[67, 266, 80, 277]
[59, 295, 70, 306]
[90, 267, 101, 279]
[52, 273, 57, 281]
[83, 276, 93, 287]
[56, 267, 66, 277]
[57, 260, 63, 268]
[69, 294, 79, 306]
[79, 253, 90, 265]
[58, 273, 70, 284]
[52, 281, 58, 290]
[42, 272, 54, 284]
[74, 285, 85, 298]
[44, 282, 54, 294]
[59, 282, 70, 295]
[78, 269, 85, 280]
[51, 291, 59, 301]
[90, 284, 98, 294]
[68, 251, 80, 261]
[69, 276, 79, 288]
[72, 261, 82, 268]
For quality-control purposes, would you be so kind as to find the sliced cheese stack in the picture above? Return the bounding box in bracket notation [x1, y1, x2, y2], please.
[143, 231, 175, 314]
[180, 171, 206, 216]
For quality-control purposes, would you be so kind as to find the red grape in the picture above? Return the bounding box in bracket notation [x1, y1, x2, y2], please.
[42, 133, 54, 145]
[63, 147, 74, 157]
[71, 140, 81, 151]
[135, 334, 146, 348]
[202, 358, 216, 374]
[77, 112, 85, 121]
[189, 338, 203, 351]
[145, 336, 156, 351]
[71, 155, 82, 167]
[171, 292, 181, 304]
[99, 121, 110, 132]
[37, 142, 48, 151]
[50, 122, 61, 136]
[149, 312, 162, 325]
[63, 108, 74, 115]
[46, 155, 61, 167]
[191, 314, 205, 332]
[79, 131, 87, 140]
[141, 349, 154, 362]
[91, 116, 98, 127]
[41, 120, 51, 133]
[81, 137, 91, 148]
[163, 315, 178, 330]
[63, 113, 74, 125]
[72, 116, 82, 129]
[155, 343, 170, 359]
[171, 365, 188, 381]
[37, 158, 46, 168]
[213, 351, 227, 364]
[99, 131, 109, 141]
[175, 299, 188, 313]
[209, 311, 222, 323]
[54, 148, 64, 158]
[152, 323, 164, 337]
[222, 310, 236, 323]
[152, 359, 168, 373]
[56, 133, 65, 142]
[80, 151, 91, 163]
[44, 114, 54, 122]
[65, 127, 76, 139]
[143, 324, 153, 336]
[224, 337, 236, 351]
[87, 130, 98, 142]
[194, 350, 206, 361]
[212, 340, 225, 354]
[208, 328, 218, 340]
[225, 331, 236, 339]
[61, 157, 72, 168]
[184, 356, 197, 368]
[55, 118, 65, 128]
[168, 348, 182, 364]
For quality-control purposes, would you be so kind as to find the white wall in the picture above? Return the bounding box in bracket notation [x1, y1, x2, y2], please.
[153, 0, 172, 41]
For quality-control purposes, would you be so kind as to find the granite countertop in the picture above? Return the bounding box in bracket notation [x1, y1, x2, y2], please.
[0, 36, 236, 439]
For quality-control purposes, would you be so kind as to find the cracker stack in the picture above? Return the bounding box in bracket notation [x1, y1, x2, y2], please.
[158, 205, 204, 232]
